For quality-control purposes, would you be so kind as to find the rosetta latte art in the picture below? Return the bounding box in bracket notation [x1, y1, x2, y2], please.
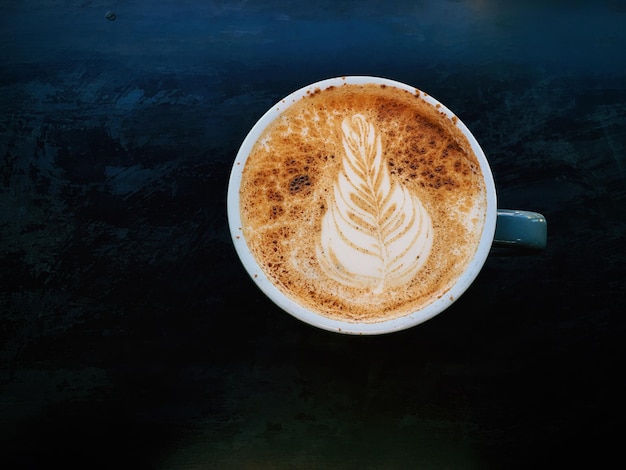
[316, 114, 434, 293]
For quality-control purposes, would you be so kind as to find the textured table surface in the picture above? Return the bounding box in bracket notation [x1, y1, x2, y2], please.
[1, 1, 625, 468]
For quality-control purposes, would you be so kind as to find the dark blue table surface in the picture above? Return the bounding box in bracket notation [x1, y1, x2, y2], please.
[1, 1, 625, 468]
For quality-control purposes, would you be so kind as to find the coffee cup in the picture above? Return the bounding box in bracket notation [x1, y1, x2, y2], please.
[227, 76, 546, 334]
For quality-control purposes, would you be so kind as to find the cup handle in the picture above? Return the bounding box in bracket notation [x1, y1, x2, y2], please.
[492, 209, 547, 253]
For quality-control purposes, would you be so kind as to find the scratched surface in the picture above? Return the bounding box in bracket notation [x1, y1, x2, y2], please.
[1, 1, 625, 468]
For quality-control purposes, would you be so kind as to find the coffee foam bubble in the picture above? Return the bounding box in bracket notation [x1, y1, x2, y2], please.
[240, 84, 486, 322]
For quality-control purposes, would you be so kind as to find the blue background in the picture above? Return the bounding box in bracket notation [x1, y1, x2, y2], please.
[1, 1, 625, 467]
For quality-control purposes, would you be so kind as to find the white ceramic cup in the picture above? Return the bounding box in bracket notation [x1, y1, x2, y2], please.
[227, 76, 546, 335]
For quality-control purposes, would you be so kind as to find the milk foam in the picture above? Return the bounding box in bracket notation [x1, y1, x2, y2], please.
[239, 84, 487, 322]
[316, 114, 433, 293]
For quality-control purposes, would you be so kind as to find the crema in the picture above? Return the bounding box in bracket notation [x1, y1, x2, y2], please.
[239, 83, 486, 322]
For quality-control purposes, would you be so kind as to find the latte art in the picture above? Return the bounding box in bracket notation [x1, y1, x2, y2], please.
[317, 114, 433, 293]
[238, 83, 487, 322]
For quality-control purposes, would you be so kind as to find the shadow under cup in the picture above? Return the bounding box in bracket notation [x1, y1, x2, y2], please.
[227, 76, 541, 335]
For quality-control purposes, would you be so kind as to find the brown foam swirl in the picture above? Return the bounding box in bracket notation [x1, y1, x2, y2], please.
[239, 83, 487, 322]
[316, 114, 433, 293]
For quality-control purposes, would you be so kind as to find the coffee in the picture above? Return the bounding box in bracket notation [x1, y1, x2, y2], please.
[239, 83, 487, 322]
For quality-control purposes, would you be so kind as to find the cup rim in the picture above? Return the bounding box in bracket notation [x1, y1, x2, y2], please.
[227, 76, 497, 334]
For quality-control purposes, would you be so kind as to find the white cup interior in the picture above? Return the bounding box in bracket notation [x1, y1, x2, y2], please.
[227, 76, 497, 334]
